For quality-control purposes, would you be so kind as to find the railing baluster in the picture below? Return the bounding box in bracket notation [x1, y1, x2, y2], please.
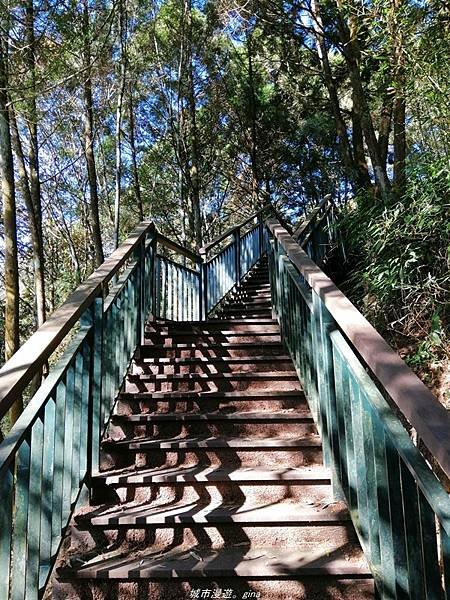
[0, 465, 13, 598]
[89, 296, 103, 477]
[316, 298, 337, 489]
[11, 436, 31, 600]
[71, 352, 83, 502]
[51, 380, 66, 557]
[39, 396, 56, 588]
[361, 396, 382, 577]
[441, 523, 450, 600]
[25, 411, 44, 599]
[79, 339, 91, 480]
[349, 380, 369, 545]
[331, 349, 346, 493]
[385, 438, 410, 599]
[62, 365, 75, 523]
[401, 461, 426, 599]
[341, 370, 358, 514]
[364, 391, 398, 599]
[417, 491, 442, 599]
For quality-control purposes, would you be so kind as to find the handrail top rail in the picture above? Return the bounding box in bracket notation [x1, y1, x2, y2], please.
[0, 221, 159, 420]
[199, 203, 271, 255]
[267, 217, 450, 482]
[156, 253, 200, 276]
[156, 232, 201, 263]
[292, 194, 332, 241]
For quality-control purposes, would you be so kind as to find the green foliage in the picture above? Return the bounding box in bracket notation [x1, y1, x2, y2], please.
[339, 156, 450, 361]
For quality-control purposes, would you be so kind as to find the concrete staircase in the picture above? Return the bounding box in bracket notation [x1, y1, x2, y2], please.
[54, 258, 373, 599]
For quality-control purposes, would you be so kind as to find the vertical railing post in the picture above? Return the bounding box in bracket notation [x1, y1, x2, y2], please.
[150, 233, 157, 320]
[258, 213, 264, 258]
[268, 239, 277, 321]
[136, 238, 145, 345]
[199, 249, 208, 321]
[233, 227, 241, 286]
[313, 293, 344, 500]
[85, 293, 104, 486]
[0, 466, 13, 599]
[142, 229, 153, 326]
[197, 251, 205, 321]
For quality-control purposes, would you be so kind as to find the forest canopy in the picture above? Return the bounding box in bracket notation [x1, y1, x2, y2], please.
[1, 0, 449, 415]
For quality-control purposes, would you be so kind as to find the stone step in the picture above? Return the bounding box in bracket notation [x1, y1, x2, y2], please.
[111, 410, 313, 424]
[102, 434, 322, 452]
[58, 546, 371, 580]
[78, 499, 350, 529]
[92, 465, 332, 487]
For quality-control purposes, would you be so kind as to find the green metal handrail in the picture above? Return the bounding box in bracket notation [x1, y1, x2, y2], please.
[267, 216, 450, 599]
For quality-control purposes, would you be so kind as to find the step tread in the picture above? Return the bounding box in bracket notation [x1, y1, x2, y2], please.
[135, 356, 291, 365]
[120, 389, 304, 399]
[146, 330, 279, 337]
[112, 410, 313, 423]
[145, 324, 280, 338]
[93, 465, 331, 486]
[59, 546, 370, 579]
[103, 434, 322, 450]
[82, 500, 350, 528]
[128, 371, 297, 381]
[141, 341, 283, 349]
[220, 307, 272, 312]
[154, 318, 277, 326]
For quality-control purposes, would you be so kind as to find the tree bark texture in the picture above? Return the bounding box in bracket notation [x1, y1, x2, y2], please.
[82, 0, 104, 267]
[0, 23, 22, 422]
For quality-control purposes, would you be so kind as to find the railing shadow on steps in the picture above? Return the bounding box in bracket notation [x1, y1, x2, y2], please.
[0, 203, 277, 599]
[267, 214, 450, 600]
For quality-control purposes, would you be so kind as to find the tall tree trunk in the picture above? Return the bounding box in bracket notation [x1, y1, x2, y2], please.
[351, 90, 371, 189]
[0, 22, 21, 423]
[128, 83, 143, 220]
[82, 0, 104, 267]
[247, 33, 260, 209]
[25, 0, 46, 330]
[335, 0, 391, 197]
[311, 0, 355, 180]
[114, 0, 127, 249]
[186, 0, 202, 249]
[378, 87, 394, 168]
[392, 0, 406, 197]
